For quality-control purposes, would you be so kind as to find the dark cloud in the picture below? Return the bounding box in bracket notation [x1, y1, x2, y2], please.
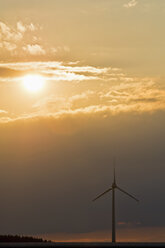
[0, 67, 24, 78]
[131, 98, 159, 103]
[0, 110, 164, 239]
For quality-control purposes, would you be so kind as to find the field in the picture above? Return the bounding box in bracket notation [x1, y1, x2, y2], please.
[0, 243, 165, 248]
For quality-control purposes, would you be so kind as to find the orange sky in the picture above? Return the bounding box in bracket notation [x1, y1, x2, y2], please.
[0, 0, 165, 242]
[41, 227, 165, 242]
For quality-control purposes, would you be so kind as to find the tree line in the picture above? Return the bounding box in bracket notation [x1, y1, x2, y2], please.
[0, 235, 49, 242]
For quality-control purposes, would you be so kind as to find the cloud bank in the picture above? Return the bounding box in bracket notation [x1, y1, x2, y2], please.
[0, 61, 164, 124]
[0, 21, 69, 58]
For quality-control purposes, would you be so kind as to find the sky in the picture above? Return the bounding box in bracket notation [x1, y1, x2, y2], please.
[0, 0, 165, 242]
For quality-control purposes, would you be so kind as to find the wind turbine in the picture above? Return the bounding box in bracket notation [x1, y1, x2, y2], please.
[93, 160, 139, 243]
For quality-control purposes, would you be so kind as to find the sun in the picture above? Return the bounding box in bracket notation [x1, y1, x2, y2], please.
[22, 74, 45, 93]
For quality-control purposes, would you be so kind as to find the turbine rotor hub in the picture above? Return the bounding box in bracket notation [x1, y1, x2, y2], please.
[112, 182, 117, 188]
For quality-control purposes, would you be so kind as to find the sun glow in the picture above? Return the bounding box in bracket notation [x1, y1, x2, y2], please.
[22, 74, 45, 93]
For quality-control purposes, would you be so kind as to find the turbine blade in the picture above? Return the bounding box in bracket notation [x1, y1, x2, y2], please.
[113, 157, 116, 184]
[92, 187, 112, 202]
[117, 187, 139, 202]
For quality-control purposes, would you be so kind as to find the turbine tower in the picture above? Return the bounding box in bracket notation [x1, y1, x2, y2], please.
[93, 160, 139, 243]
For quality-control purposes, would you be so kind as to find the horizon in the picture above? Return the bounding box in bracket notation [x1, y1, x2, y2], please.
[0, 0, 165, 243]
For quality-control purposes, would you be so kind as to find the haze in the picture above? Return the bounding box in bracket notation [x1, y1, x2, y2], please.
[0, 0, 165, 242]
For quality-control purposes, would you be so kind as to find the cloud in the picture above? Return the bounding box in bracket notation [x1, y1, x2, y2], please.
[33, 96, 71, 114]
[2, 41, 17, 51]
[0, 110, 9, 121]
[0, 21, 41, 56]
[0, 107, 165, 236]
[0, 20, 71, 58]
[0, 61, 109, 81]
[124, 0, 138, 8]
[31, 77, 165, 119]
[0, 67, 25, 78]
[16, 21, 38, 33]
[22, 44, 46, 55]
[0, 21, 23, 42]
[51, 46, 70, 54]
[0, 61, 165, 124]
[17, 21, 26, 33]
[0, 110, 8, 115]
[0, 21, 23, 52]
[27, 23, 37, 31]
